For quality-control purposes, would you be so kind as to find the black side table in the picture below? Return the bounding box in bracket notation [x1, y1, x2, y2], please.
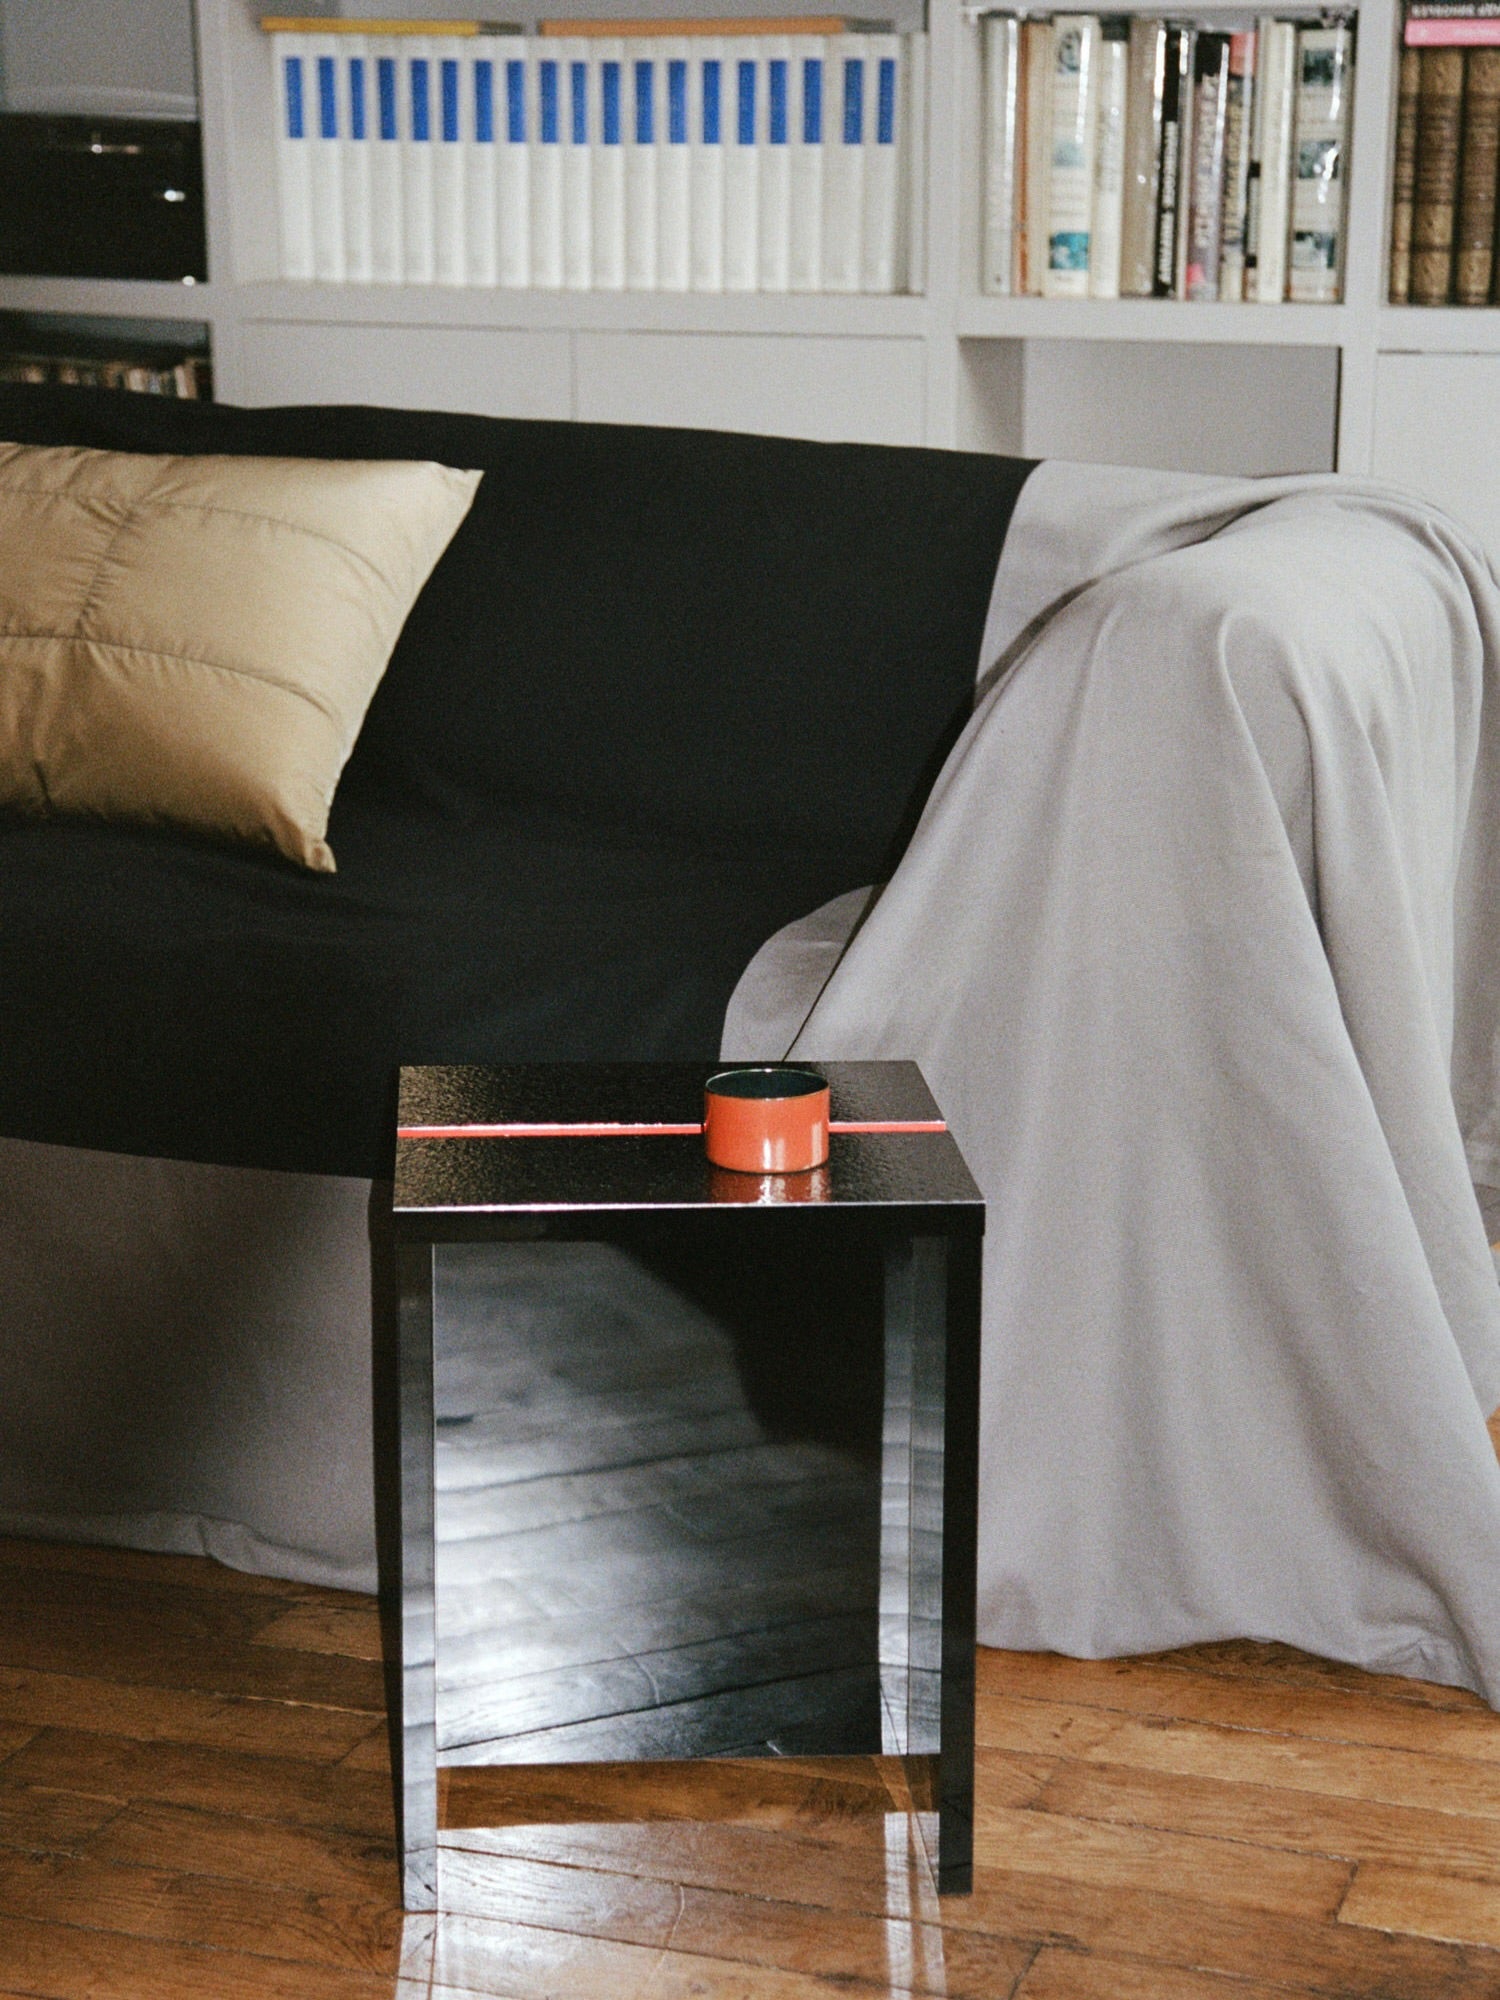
[390, 1060, 983, 1908]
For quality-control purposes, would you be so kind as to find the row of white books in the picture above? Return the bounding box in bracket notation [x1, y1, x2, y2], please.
[981, 12, 1355, 303]
[271, 28, 923, 293]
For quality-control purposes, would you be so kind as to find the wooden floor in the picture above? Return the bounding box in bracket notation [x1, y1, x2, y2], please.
[1, 1467, 1499, 2000]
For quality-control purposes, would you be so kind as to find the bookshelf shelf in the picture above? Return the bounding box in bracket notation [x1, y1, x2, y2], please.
[956, 298, 1353, 345]
[234, 281, 932, 340]
[0, 277, 217, 322]
[1376, 305, 1500, 352]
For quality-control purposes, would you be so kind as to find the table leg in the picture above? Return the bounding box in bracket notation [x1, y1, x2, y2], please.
[936, 1230, 981, 1896]
[396, 1240, 438, 1911]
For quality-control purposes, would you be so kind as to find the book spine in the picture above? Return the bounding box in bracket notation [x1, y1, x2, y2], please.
[1246, 15, 1295, 302]
[1288, 19, 1353, 303]
[789, 41, 824, 289]
[530, 44, 565, 286]
[1455, 45, 1500, 301]
[822, 35, 865, 291]
[310, 36, 347, 281]
[342, 38, 374, 283]
[1411, 44, 1463, 304]
[860, 33, 900, 292]
[1217, 29, 1255, 300]
[559, 43, 592, 289]
[625, 49, 660, 286]
[1022, 16, 1053, 294]
[1174, 25, 1197, 296]
[433, 43, 467, 283]
[466, 40, 500, 288]
[1119, 17, 1165, 296]
[760, 36, 793, 289]
[1408, 0, 1500, 16]
[369, 40, 405, 283]
[273, 34, 315, 279]
[690, 40, 725, 289]
[401, 38, 436, 283]
[657, 40, 691, 290]
[592, 40, 627, 288]
[498, 47, 531, 288]
[982, 14, 1021, 296]
[723, 40, 761, 289]
[1152, 23, 1192, 297]
[904, 28, 925, 293]
[1044, 15, 1100, 298]
[1388, 44, 1420, 301]
[1089, 17, 1128, 300]
[1185, 30, 1229, 300]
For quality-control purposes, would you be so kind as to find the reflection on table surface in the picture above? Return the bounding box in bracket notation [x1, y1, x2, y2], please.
[432, 1238, 900, 1766]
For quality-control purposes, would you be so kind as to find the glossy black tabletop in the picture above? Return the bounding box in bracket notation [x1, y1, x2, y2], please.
[393, 1061, 984, 1225]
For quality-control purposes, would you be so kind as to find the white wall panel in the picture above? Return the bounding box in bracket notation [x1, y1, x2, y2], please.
[0, 0, 197, 117]
[234, 321, 572, 419]
[1021, 341, 1339, 476]
[574, 333, 926, 445]
[1372, 353, 1500, 565]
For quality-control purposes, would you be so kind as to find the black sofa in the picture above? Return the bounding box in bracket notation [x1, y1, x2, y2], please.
[0, 387, 1034, 1185]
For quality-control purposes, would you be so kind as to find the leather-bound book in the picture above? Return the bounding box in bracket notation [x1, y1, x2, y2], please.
[1456, 47, 1500, 302]
[1411, 45, 1465, 304]
[1389, 45, 1421, 301]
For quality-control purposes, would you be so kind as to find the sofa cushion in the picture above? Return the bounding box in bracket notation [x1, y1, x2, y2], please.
[0, 439, 478, 870]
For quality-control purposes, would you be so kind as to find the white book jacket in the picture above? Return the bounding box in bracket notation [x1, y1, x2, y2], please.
[592, 40, 627, 289]
[341, 37, 374, 284]
[722, 40, 760, 291]
[821, 36, 866, 293]
[657, 40, 692, 293]
[530, 43, 565, 288]
[273, 35, 315, 280]
[690, 40, 726, 291]
[367, 38, 404, 283]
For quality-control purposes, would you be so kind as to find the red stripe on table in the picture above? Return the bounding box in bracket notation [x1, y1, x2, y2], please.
[396, 1119, 948, 1140]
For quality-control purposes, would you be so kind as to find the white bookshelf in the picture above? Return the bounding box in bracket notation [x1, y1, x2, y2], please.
[3, 0, 1499, 547]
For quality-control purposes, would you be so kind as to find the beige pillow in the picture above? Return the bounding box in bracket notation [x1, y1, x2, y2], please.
[0, 441, 481, 870]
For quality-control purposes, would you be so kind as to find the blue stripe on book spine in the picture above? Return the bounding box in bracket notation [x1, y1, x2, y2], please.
[769, 57, 787, 143]
[441, 57, 459, 140]
[702, 58, 720, 143]
[737, 58, 755, 145]
[843, 57, 863, 145]
[603, 60, 621, 144]
[540, 59, 559, 142]
[350, 56, 367, 140]
[668, 58, 687, 142]
[802, 56, 821, 143]
[506, 58, 525, 141]
[570, 61, 587, 143]
[317, 55, 337, 138]
[634, 59, 653, 144]
[284, 55, 305, 140]
[877, 55, 895, 143]
[377, 56, 397, 140]
[475, 58, 493, 143]
[411, 56, 430, 141]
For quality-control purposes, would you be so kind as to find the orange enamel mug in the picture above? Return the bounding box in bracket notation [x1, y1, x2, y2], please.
[702, 1065, 831, 1174]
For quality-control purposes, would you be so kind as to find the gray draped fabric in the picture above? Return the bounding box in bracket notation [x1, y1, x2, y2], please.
[724, 462, 1500, 1702]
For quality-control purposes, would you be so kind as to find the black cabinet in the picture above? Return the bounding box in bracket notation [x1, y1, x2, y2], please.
[0, 114, 205, 281]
